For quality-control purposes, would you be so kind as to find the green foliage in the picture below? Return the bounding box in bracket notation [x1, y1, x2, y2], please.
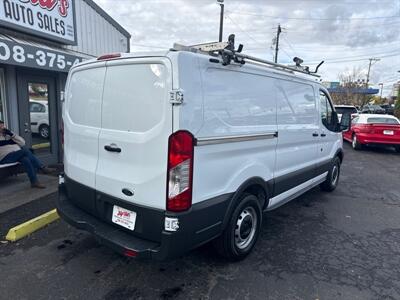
[395, 86, 400, 119]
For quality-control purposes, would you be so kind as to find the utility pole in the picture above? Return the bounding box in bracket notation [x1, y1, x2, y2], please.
[274, 24, 282, 63]
[363, 58, 380, 106]
[217, 0, 224, 42]
[379, 83, 383, 102]
[366, 58, 380, 88]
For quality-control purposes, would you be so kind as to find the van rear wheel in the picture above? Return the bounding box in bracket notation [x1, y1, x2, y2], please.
[320, 157, 341, 192]
[214, 193, 262, 261]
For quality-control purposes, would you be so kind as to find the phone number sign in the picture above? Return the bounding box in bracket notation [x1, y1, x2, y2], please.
[0, 39, 82, 72]
[0, 0, 76, 45]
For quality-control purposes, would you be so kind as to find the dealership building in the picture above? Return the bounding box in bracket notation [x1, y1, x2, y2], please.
[0, 0, 130, 165]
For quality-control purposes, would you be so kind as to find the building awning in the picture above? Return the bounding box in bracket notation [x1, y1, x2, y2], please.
[0, 33, 91, 72]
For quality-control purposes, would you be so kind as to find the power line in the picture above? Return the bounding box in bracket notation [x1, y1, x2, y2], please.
[226, 10, 400, 21]
[246, 48, 400, 62]
[281, 35, 297, 56]
[225, 14, 267, 48]
[276, 42, 400, 51]
[307, 52, 399, 64]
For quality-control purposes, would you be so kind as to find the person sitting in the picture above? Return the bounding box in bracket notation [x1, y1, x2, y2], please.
[0, 120, 55, 188]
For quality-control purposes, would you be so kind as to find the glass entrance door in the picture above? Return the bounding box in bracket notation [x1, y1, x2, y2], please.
[17, 74, 59, 165]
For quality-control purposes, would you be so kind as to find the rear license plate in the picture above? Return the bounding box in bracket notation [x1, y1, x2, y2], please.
[112, 205, 137, 231]
[383, 130, 394, 135]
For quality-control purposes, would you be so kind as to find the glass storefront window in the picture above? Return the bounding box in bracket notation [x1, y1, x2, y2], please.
[0, 69, 6, 124]
[29, 82, 51, 154]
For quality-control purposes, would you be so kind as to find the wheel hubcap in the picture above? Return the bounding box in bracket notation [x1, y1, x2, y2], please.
[41, 127, 49, 138]
[331, 164, 339, 186]
[352, 136, 356, 148]
[234, 206, 257, 250]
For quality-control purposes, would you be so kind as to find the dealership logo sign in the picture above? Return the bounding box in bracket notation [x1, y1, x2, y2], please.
[0, 0, 76, 44]
[19, 0, 70, 17]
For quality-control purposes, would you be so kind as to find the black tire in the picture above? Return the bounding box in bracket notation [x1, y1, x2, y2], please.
[214, 193, 262, 261]
[320, 156, 341, 192]
[352, 134, 362, 150]
[39, 124, 50, 139]
[395, 146, 400, 153]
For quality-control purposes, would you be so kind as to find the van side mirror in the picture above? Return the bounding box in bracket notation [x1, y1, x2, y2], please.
[340, 114, 351, 132]
[331, 111, 341, 132]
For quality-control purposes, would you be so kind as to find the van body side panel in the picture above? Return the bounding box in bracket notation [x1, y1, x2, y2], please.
[190, 60, 278, 204]
[64, 62, 107, 189]
[95, 58, 172, 210]
[272, 79, 320, 199]
[175, 52, 204, 134]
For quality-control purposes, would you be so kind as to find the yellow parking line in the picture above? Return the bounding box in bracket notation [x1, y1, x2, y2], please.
[5, 209, 59, 242]
[32, 142, 50, 150]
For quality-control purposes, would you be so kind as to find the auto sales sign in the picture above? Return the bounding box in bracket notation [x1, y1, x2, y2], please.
[0, 0, 76, 44]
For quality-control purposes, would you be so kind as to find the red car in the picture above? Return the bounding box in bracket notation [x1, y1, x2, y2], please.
[342, 114, 400, 152]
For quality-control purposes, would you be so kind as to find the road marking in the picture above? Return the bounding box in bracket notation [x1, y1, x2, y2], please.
[32, 142, 50, 150]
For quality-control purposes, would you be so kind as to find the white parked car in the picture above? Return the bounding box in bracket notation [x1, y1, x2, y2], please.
[58, 46, 343, 261]
[30, 100, 50, 139]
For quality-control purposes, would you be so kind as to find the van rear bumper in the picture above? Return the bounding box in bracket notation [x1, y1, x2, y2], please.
[57, 183, 231, 260]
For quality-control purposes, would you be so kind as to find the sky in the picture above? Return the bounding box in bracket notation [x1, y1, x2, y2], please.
[97, 0, 400, 96]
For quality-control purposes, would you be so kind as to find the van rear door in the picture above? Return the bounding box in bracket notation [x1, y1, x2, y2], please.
[95, 58, 172, 210]
[64, 62, 106, 190]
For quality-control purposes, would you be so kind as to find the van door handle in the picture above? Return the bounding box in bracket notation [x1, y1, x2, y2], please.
[312, 133, 319, 137]
[321, 133, 327, 137]
[104, 144, 121, 153]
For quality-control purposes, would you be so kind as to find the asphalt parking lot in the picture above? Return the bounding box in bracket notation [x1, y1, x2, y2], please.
[0, 143, 399, 300]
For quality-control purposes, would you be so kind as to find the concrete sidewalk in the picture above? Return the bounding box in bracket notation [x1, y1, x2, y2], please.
[0, 174, 58, 214]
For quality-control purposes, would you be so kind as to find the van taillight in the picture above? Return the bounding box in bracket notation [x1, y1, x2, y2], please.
[166, 130, 194, 212]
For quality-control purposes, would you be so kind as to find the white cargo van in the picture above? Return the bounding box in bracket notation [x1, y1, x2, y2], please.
[58, 42, 343, 261]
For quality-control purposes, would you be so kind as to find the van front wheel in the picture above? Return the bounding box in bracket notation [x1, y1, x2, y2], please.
[214, 193, 262, 261]
[320, 157, 341, 192]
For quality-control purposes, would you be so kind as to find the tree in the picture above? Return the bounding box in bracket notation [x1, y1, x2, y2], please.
[395, 86, 400, 119]
[331, 67, 372, 107]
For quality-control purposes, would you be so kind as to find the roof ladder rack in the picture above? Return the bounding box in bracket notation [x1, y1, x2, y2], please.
[172, 34, 324, 78]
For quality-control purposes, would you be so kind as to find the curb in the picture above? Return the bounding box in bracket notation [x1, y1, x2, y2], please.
[5, 209, 59, 242]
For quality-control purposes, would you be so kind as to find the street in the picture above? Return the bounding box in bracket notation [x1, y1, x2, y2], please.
[1, 143, 399, 300]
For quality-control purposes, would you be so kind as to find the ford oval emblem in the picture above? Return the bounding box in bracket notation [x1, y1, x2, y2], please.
[122, 188, 134, 197]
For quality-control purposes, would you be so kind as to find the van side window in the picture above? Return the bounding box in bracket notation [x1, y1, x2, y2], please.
[201, 68, 277, 136]
[30, 102, 45, 113]
[320, 91, 335, 131]
[276, 81, 317, 125]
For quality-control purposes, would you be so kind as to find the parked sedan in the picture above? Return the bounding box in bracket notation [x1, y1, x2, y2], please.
[360, 104, 386, 114]
[380, 104, 395, 115]
[341, 114, 400, 152]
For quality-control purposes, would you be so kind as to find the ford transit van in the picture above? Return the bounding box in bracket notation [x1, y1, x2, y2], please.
[58, 45, 343, 261]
